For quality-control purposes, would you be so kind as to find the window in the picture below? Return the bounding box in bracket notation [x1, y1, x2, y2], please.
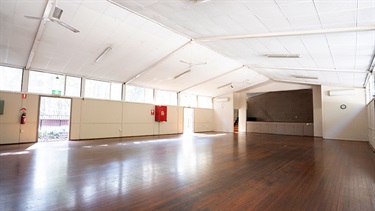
[29, 71, 65, 95]
[110, 82, 122, 101]
[155, 89, 177, 105]
[198, 96, 212, 108]
[180, 93, 197, 107]
[84, 79, 110, 100]
[65, 76, 81, 97]
[125, 85, 153, 103]
[0, 66, 23, 92]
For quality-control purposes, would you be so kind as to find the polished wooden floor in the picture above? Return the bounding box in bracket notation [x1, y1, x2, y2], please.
[1, 133, 374, 211]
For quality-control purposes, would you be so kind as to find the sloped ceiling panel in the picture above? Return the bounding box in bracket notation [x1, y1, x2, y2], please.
[0, 0, 45, 67]
[184, 67, 269, 97]
[30, 0, 190, 82]
[130, 42, 242, 92]
[111, 0, 375, 89]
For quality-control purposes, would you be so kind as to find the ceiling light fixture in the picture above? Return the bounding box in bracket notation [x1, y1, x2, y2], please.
[293, 75, 318, 80]
[95, 47, 112, 63]
[266, 54, 300, 58]
[174, 70, 191, 79]
[191, 0, 211, 3]
[217, 83, 232, 89]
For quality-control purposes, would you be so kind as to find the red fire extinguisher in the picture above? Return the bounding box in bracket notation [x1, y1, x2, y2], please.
[20, 108, 26, 124]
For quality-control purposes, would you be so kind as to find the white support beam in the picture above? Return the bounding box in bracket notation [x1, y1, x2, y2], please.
[195, 26, 375, 41]
[125, 40, 192, 85]
[248, 65, 368, 73]
[25, 0, 55, 70]
[178, 65, 244, 93]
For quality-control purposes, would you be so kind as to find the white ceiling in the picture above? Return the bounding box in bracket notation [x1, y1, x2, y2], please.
[0, 0, 374, 97]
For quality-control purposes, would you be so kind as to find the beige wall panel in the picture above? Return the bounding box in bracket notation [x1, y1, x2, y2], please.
[80, 124, 122, 139]
[159, 122, 178, 134]
[70, 123, 80, 140]
[0, 124, 20, 144]
[23, 94, 39, 123]
[122, 123, 154, 136]
[71, 98, 82, 124]
[0, 92, 22, 123]
[194, 108, 214, 132]
[81, 99, 122, 124]
[20, 123, 37, 143]
[123, 102, 154, 123]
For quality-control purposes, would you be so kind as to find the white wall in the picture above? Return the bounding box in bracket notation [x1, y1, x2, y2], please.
[194, 108, 214, 132]
[238, 93, 247, 132]
[313, 86, 323, 137]
[367, 99, 375, 150]
[213, 93, 234, 132]
[321, 86, 368, 141]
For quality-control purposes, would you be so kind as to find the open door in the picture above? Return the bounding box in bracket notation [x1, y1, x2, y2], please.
[38, 97, 71, 142]
[184, 108, 194, 133]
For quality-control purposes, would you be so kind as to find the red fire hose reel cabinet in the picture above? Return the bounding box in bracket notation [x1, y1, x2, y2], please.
[155, 105, 167, 122]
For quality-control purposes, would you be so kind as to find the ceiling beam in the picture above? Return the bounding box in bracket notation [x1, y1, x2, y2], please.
[272, 78, 363, 89]
[248, 65, 368, 73]
[194, 26, 375, 41]
[25, 0, 55, 70]
[363, 53, 375, 87]
[125, 40, 192, 85]
[178, 65, 244, 93]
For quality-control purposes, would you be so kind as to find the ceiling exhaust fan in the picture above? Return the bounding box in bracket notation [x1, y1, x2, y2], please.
[25, 6, 79, 33]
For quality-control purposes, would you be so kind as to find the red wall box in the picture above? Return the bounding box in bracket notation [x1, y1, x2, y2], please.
[155, 105, 167, 122]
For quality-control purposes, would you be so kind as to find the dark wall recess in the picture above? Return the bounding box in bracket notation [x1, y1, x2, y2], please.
[247, 89, 313, 123]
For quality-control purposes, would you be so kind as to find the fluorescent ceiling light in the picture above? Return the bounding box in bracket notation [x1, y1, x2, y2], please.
[95, 47, 112, 63]
[217, 83, 232, 89]
[191, 0, 211, 3]
[266, 54, 300, 58]
[174, 70, 191, 79]
[293, 75, 318, 80]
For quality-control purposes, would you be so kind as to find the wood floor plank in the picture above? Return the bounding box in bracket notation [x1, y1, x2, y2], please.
[0, 133, 374, 211]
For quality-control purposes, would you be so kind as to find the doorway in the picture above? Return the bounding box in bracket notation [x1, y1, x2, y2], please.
[184, 108, 194, 133]
[38, 97, 71, 142]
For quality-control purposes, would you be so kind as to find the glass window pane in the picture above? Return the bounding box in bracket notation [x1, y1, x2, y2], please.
[29, 71, 65, 95]
[110, 82, 122, 101]
[125, 85, 154, 104]
[198, 96, 212, 108]
[65, 76, 81, 97]
[180, 93, 197, 107]
[155, 89, 177, 105]
[0, 66, 22, 92]
[84, 79, 110, 99]
[125, 85, 144, 103]
[144, 87, 154, 104]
